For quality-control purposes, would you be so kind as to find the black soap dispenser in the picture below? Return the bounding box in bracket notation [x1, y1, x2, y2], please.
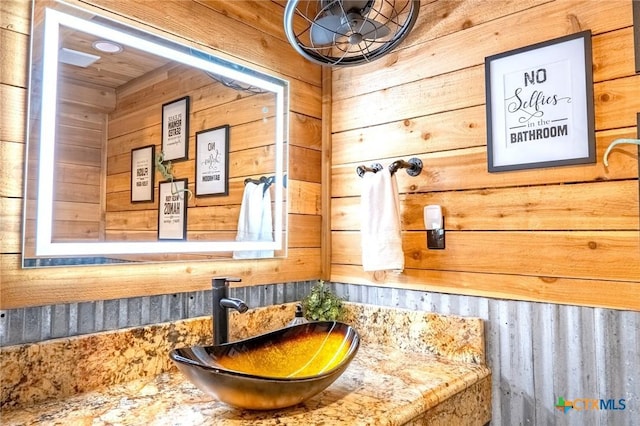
[288, 304, 309, 326]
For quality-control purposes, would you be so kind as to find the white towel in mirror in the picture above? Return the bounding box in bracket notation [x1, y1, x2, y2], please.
[360, 168, 404, 272]
[233, 182, 274, 259]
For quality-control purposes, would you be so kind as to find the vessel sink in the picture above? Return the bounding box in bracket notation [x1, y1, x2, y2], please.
[169, 321, 360, 410]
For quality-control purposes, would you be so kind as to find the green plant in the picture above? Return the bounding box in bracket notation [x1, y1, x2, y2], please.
[301, 280, 345, 321]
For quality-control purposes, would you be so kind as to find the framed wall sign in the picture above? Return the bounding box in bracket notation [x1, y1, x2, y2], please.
[161, 96, 190, 161]
[485, 31, 595, 172]
[158, 179, 188, 240]
[195, 125, 229, 196]
[634, 0, 640, 73]
[130, 145, 155, 202]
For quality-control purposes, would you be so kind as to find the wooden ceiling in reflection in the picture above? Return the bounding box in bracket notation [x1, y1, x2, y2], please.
[58, 27, 171, 90]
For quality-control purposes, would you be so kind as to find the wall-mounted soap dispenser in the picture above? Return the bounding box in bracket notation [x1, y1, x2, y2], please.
[424, 205, 445, 249]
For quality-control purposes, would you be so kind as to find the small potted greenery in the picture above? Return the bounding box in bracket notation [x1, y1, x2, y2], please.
[301, 280, 345, 321]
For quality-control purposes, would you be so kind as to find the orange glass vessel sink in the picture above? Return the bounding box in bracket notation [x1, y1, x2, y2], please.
[169, 321, 360, 410]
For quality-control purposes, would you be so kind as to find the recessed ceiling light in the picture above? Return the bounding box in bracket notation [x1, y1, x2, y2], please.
[92, 40, 123, 53]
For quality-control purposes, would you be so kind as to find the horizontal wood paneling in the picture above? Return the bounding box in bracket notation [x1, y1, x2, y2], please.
[330, 266, 640, 312]
[0, 197, 22, 253]
[332, 231, 640, 281]
[102, 20, 318, 244]
[0, 140, 24, 198]
[334, 65, 486, 133]
[81, 0, 321, 88]
[333, 180, 639, 231]
[0, 84, 26, 145]
[1, 0, 324, 309]
[332, 128, 640, 198]
[0, 1, 31, 35]
[0, 247, 321, 309]
[329, 0, 640, 310]
[0, 25, 29, 87]
[332, 0, 633, 101]
[31, 78, 108, 247]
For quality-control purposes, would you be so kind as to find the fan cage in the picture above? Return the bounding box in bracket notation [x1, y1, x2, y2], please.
[284, 0, 420, 67]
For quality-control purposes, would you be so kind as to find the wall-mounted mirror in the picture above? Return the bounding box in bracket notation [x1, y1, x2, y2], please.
[23, 0, 288, 267]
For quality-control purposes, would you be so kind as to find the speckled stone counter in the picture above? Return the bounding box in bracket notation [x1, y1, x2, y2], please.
[1, 303, 491, 425]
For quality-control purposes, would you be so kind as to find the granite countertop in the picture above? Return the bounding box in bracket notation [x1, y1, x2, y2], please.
[1, 303, 492, 425]
[2, 344, 490, 425]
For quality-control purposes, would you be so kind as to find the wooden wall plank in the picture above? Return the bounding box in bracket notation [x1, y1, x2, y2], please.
[0, 0, 31, 35]
[330, 265, 640, 311]
[288, 180, 321, 215]
[593, 27, 637, 82]
[333, 65, 486, 133]
[332, 105, 485, 164]
[194, 0, 288, 43]
[0, 197, 22, 253]
[0, 140, 24, 198]
[290, 112, 322, 151]
[289, 214, 322, 248]
[410, 0, 549, 42]
[0, 84, 26, 144]
[289, 146, 322, 182]
[1, 247, 322, 309]
[0, 26, 29, 87]
[58, 79, 116, 112]
[594, 75, 640, 129]
[332, 230, 640, 282]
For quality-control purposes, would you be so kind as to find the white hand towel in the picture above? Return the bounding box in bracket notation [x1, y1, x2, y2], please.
[233, 182, 274, 259]
[360, 168, 404, 272]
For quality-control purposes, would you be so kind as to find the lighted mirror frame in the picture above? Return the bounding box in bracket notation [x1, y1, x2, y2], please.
[27, 4, 287, 258]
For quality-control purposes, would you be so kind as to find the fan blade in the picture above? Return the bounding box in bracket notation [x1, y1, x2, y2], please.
[359, 19, 391, 39]
[310, 15, 342, 46]
[323, 0, 371, 14]
[338, 16, 391, 40]
[340, 0, 371, 13]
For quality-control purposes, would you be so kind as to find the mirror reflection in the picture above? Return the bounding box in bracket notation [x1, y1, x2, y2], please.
[23, 0, 288, 267]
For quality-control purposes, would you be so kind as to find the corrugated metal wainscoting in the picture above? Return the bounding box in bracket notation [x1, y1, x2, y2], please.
[0, 281, 315, 346]
[331, 282, 639, 426]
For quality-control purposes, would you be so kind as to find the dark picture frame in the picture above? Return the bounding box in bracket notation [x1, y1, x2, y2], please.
[634, 0, 640, 73]
[195, 124, 230, 197]
[130, 145, 155, 203]
[161, 96, 189, 162]
[158, 179, 188, 240]
[485, 31, 595, 172]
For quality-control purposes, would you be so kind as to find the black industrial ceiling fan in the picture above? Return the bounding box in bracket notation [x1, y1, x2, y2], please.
[284, 0, 420, 67]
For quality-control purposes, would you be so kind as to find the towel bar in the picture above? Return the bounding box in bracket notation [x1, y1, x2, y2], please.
[356, 163, 383, 178]
[244, 175, 287, 187]
[603, 138, 640, 167]
[389, 158, 423, 176]
[356, 158, 423, 177]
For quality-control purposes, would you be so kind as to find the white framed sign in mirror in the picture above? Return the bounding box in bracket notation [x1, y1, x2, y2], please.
[23, 0, 288, 267]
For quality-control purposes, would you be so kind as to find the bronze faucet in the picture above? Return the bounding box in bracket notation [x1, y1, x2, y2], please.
[212, 277, 248, 345]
